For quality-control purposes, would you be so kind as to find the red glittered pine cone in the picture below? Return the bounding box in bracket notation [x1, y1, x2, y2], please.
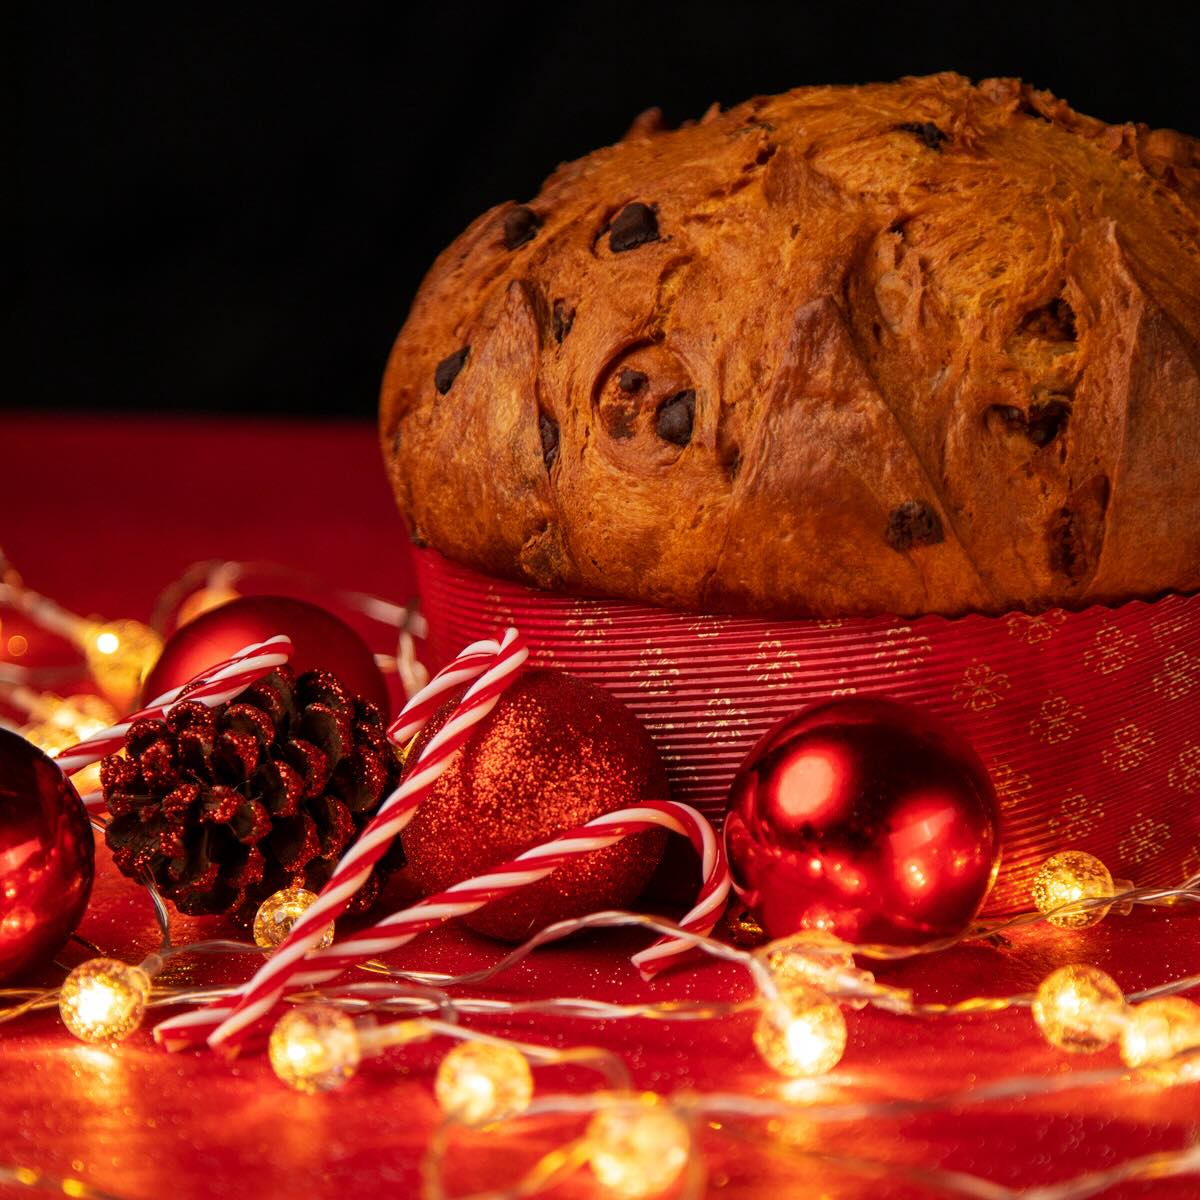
[102, 667, 403, 919]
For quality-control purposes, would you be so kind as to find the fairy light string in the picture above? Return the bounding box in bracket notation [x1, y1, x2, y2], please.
[3, 887, 1200, 1196]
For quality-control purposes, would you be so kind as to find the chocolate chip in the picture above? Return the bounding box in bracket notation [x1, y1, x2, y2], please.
[655, 389, 695, 446]
[1026, 399, 1071, 447]
[434, 346, 469, 394]
[986, 400, 1071, 447]
[538, 413, 559, 468]
[897, 121, 948, 151]
[551, 299, 574, 343]
[885, 501, 944, 552]
[989, 404, 1027, 433]
[609, 202, 660, 252]
[503, 205, 542, 251]
[618, 369, 647, 393]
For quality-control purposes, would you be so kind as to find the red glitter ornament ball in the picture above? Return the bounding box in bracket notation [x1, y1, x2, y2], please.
[0, 730, 95, 983]
[402, 669, 669, 941]
[143, 595, 389, 713]
[724, 697, 1000, 947]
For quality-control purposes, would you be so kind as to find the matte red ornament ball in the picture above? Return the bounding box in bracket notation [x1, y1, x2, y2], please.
[0, 729, 95, 983]
[402, 669, 669, 942]
[724, 697, 1001, 947]
[142, 595, 390, 713]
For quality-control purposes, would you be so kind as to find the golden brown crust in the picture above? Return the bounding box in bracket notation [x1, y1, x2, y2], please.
[380, 73, 1200, 617]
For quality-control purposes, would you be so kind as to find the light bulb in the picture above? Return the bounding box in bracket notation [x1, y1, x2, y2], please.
[760, 931, 856, 991]
[253, 887, 334, 951]
[1031, 851, 1116, 928]
[23, 694, 118, 797]
[59, 958, 151, 1044]
[587, 1095, 691, 1198]
[1119, 997, 1200, 1084]
[84, 620, 164, 709]
[1032, 964, 1126, 1053]
[434, 1041, 533, 1125]
[754, 983, 847, 1077]
[269, 1005, 361, 1093]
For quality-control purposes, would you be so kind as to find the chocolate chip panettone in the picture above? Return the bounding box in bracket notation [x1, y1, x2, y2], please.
[380, 73, 1200, 618]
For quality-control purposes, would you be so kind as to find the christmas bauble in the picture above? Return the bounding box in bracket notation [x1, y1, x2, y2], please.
[0, 730, 95, 983]
[142, 595, 389, 713]
[724, 697, 1000, 947]
[402, 669, 668, 941]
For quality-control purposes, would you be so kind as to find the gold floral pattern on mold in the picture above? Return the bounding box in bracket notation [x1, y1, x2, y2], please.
[1083, 624, 1138, 675]
[1152, 650, 1200, 702]
[1048, 792, 1101, 841]
[1167, 743, 1200, 794]
[1029, 696, 1084, 745]
[1005, 609, 1067, 646]
[749, 638, 795, 691]
[1102, 723, 1156, 772]
[1118, 814, 1171, 865]
[990, 760, 1033, 811]
[953, 661, 1011, 712]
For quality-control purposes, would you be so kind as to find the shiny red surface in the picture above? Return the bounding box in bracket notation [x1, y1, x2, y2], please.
[1, 414, 1198, 1199]
[0, 732, 94, 982]
[142, 594, 390, 712]
[725, 698, 1000, 946]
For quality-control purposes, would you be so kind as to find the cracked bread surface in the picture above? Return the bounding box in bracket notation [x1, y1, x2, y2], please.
[380, 72, 1200, 618]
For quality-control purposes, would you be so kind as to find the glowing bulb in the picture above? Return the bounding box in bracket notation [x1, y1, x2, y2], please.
[1031, 851, 1116, 928]
[760, 930, 856, 991]
[1119, 997, 1200, 1084]
[587, 1095, 691, 1198]
[59, 958, 151, 1043]
[23, 695, 119, 799]
[1032, 964, 1126, 1053]
[84, 620, 164, 709]
[434, 1041, 533, 1125]
[253, 887, 334, 951]
[269, 1005, 361, 1093]
[754, 983, 847, 1077]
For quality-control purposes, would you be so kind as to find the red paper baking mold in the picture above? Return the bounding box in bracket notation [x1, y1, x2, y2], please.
[415, 549, 1200, 914]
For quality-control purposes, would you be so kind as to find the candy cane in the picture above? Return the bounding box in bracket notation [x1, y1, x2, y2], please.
[387, 638, 506, 746]
[154, 628, 529, 1053]
[54, 636, 294, 776]
[154, 799, 729, 1054]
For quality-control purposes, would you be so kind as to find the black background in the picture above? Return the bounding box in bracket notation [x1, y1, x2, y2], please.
[12, 3, 1200, 419]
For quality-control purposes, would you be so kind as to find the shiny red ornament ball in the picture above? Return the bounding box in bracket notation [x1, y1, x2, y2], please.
[0, 730, 95, 983]
[142, 595, 389, 713]
[724, 697, 1000, 947]
[402, 669, 669, 942]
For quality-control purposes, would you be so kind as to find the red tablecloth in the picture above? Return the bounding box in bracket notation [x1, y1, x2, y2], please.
[1, 414, 1197, 1200]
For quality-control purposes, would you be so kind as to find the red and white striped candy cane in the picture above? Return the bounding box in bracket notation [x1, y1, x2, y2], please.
[153, 627, 529, 1053]
[155, 799, 729, 1054]
[54, 635, 294, 777]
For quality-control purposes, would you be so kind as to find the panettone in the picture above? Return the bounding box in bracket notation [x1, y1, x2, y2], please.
[379, 73, 1200, 618]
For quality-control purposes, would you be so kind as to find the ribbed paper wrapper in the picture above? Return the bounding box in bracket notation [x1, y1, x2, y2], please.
[415, 549, 1200, 913]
